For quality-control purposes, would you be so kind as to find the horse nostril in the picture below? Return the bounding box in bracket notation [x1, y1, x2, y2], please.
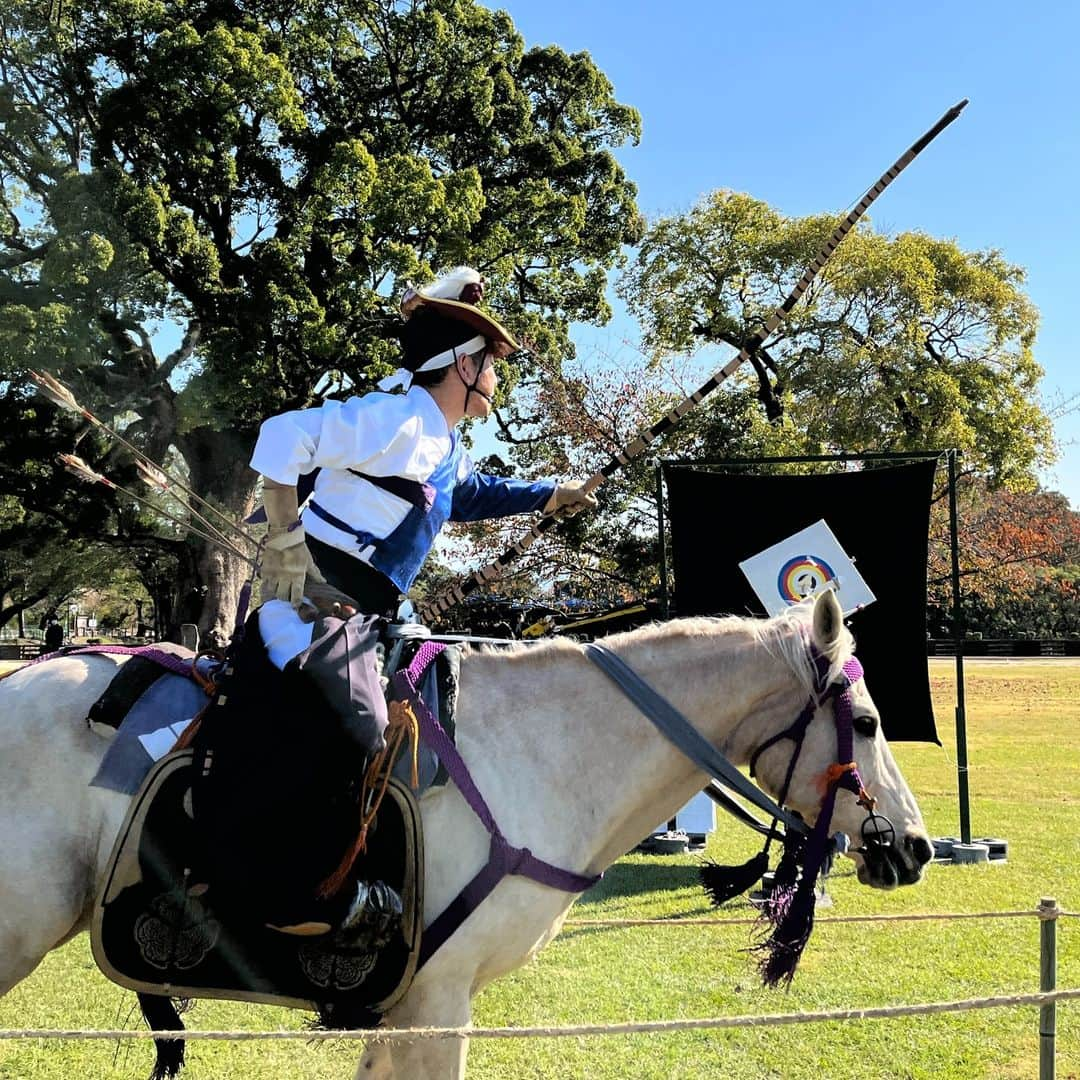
[906, 834, 933, 866]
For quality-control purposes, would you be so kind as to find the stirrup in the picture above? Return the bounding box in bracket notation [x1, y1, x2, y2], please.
[333, 880, 404, 950]
[265, 919, 333, 937]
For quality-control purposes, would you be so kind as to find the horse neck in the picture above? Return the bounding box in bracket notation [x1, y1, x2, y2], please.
[459, 619, 810, 876]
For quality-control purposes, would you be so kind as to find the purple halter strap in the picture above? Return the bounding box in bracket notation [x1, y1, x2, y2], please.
[750, 651, 874, 986]
[749, 652, 866, 807]
[16, 643, 201, 679]
[392, 642, 600, 970]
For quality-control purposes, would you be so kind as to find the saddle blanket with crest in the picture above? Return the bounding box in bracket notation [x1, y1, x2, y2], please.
[92, 750, 423, 1014]
[88, 634, 459, 1015]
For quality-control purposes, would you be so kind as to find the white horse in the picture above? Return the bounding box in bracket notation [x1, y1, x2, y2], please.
[0, 591, 930, 1078]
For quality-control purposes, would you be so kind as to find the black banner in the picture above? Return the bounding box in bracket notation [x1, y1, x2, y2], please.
[665, 461, 939, 743]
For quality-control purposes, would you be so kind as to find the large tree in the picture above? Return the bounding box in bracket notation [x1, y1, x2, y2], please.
[617, 190, 1051, 480]
[0, 0, 642, 637]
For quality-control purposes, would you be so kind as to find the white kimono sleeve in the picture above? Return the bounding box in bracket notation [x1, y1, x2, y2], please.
[249, 395, 419, 485]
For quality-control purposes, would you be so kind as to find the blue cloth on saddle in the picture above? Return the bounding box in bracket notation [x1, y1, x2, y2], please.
[90, 660, 218, 795]
[390, 642, 458, 792]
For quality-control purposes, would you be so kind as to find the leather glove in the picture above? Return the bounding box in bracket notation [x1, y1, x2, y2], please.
[542, 480, 598, 517]
[260, 479, 325, 609]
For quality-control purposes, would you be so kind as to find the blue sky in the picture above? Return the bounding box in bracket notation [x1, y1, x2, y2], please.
[495, 0, 1080, 505]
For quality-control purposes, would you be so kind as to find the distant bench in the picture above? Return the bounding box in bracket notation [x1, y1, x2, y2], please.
[0, 643, 41, 661]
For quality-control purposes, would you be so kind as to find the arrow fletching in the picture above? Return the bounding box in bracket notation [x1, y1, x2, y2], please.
[58, 453, 112, 487]
[136, 459, 171, 492]
[30, 371, 83, 414]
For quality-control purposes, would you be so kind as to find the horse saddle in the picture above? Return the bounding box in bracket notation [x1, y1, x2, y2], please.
[91, 749, 423, 1014]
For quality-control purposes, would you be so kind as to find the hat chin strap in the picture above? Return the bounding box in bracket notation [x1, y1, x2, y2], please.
[458, 347, 493, 413]
[378, 334, 486, 393]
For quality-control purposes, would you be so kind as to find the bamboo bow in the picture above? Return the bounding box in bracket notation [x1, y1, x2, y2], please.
[419, 99, 969, 625]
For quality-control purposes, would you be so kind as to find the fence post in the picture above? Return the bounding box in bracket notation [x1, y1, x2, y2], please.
[1040, 896, 1058, 1080]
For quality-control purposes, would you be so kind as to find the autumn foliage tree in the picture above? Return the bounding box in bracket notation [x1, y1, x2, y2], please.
[928, 482, 1080, 638]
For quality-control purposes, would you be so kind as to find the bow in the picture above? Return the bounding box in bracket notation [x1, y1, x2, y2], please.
[419, 99, 969, 625]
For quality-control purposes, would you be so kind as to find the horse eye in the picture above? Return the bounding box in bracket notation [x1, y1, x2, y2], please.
[853, 714, 879, 738]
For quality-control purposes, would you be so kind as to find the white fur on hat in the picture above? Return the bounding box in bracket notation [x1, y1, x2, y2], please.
[400, 266, 482, 314]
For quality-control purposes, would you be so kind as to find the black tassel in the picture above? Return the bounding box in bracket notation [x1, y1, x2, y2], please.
[699, 849, 769, 906]
[312, 999, 382, 1032]
[137, 992, 185, 1079]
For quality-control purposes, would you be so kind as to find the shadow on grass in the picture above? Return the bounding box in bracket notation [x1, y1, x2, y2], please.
[579, 859, 706, 904]
[559, 859, 763, 945]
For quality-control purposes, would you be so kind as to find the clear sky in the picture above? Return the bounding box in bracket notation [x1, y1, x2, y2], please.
[495, 0, 1080, 504]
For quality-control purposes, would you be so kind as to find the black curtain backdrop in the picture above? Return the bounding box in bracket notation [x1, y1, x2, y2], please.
[665, 460, 939, 743]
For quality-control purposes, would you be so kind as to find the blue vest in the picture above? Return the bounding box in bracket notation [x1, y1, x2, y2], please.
[307, 436, 553, 594]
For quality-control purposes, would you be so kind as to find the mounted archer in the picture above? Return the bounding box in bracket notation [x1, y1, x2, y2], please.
[194, 268, 598, 946]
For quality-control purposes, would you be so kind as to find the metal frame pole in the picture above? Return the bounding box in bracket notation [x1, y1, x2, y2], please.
[655, 463, 670, 619]
[947, 449, 972, 844]
[1040, 896, 1058, 1080]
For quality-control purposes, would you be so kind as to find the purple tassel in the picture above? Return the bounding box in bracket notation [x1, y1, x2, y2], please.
[757, 869, 818, 986]
[765, 827, 805, 920]
[699, 849, 769, 906]
[755, 789, 839, 987]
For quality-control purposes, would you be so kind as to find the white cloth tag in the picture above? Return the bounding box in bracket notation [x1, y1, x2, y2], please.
[138, 721, 194, 762]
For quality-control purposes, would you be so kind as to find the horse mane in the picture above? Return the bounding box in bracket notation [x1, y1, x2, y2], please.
[462, 600, 853, 697]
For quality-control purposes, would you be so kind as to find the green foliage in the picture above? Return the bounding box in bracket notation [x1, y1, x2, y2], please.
[618, 190, 1052, 487]
[2, 0, 641, 410]
[0, 0, 642, 627]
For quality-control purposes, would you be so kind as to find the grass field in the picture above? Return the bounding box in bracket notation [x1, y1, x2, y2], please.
[1, 658, 1077, 1079]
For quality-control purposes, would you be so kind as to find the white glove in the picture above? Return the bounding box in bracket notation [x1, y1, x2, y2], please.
[262, 526, 324, 609]
[543, 480, 598, 517]
[260, 479, 325, 609]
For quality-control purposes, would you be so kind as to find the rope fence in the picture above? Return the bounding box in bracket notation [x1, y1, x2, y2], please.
[0, 899, 1071, 1077]
[1, 988, 1078, 1043]
[564, 905, 1075, 928]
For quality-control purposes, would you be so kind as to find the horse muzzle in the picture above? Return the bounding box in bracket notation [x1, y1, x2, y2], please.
[853, 829, 933, 889]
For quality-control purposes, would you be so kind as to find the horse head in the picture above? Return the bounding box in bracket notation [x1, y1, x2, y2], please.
[748, 590, 932, 891]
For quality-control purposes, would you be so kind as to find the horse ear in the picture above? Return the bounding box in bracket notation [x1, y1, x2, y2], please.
[812, 589, 843, 653]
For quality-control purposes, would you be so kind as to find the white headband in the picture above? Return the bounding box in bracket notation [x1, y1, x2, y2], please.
[378, 334, 486, 393]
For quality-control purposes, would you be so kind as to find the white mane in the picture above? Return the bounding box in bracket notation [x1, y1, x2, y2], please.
[462, 600, 854, 698]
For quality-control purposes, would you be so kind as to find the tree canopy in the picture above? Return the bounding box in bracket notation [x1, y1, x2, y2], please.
[0, 0, 643, 633]
[469, 189, 1059, 610]
[617, 190, 1052, 485]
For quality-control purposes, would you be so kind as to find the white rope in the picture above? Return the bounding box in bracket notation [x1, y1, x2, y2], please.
[1, 988, 1077, 1043]
[565, 906, 1072, 928]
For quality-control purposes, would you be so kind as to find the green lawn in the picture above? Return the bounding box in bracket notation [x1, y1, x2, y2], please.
[1, 659, 1077, 1079]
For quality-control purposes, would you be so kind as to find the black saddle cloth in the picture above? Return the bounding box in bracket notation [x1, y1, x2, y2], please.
[92, 750, 422, 1011]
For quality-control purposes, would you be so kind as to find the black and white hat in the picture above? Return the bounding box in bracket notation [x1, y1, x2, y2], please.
[381, 267, 519, 392]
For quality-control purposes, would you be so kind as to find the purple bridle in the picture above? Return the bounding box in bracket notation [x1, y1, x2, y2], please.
[746, 649, 896, 985]
[749, 653, 870, 816]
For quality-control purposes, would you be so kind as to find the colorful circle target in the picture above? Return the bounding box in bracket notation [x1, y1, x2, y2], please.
[776, 555, 836, 604]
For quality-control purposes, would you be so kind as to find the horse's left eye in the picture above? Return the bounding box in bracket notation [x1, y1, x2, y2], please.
[853, 714, 879, 737]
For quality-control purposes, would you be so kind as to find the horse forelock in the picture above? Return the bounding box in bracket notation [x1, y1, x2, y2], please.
[753, 602, 855, 699]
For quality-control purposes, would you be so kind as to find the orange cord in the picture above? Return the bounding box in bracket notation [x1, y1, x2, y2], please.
[316, 698, 421, 899]
[817, 761, 857, 794]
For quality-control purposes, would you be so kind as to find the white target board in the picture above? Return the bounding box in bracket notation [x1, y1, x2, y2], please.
[738, 519, 875, 617]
